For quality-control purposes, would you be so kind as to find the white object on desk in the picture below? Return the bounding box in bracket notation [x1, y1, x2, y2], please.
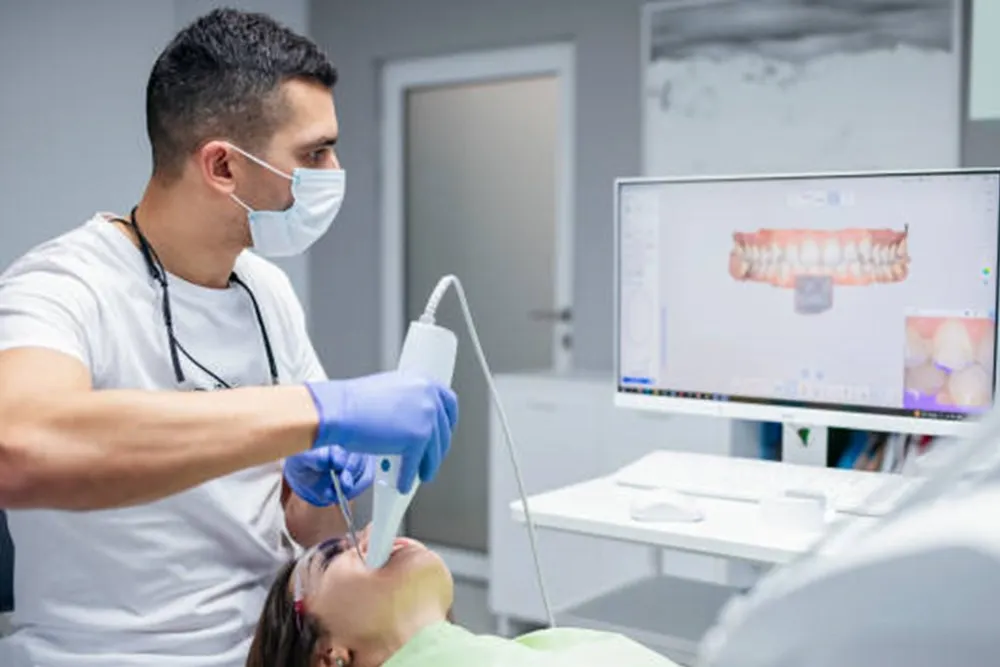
[758, 491, 828, 535]
[630, 488, 705, 523]
[614, 449, 921, 517]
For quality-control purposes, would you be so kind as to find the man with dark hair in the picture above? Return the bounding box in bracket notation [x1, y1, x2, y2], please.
[145, 8, 340, 182]
[0, 9, 457, 666]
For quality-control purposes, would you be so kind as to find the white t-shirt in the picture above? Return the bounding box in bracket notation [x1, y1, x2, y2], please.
[0, 213, 326, 666]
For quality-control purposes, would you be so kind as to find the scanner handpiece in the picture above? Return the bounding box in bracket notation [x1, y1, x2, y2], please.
[365, 320, 457, 569]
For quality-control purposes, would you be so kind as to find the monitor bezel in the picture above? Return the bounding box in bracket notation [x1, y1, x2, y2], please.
[613, 167, 1000, 438]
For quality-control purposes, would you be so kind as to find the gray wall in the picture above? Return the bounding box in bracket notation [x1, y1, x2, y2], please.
[0, 0, 175, 272]
[308, 0, 1000, 377]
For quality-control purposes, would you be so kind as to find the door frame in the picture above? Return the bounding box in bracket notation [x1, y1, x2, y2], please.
[379, 42, 576, 375]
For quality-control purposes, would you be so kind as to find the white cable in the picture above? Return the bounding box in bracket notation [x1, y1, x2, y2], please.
[422, 275, 557, 629]
[421, 277, 454, 323]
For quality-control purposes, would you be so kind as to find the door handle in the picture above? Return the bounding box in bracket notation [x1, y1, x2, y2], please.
[528, 307, 572, 323]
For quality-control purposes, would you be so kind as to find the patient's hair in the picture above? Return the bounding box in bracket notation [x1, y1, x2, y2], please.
[246, 560, 320, 667]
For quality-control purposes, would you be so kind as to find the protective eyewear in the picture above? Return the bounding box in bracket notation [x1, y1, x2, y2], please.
[292, 532, 361, 620]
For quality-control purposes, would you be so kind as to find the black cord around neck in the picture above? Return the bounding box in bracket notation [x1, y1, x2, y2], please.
[110, 206, 279, 388]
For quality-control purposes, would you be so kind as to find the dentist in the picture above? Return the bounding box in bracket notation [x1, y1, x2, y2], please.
[0, 9, 455, 667]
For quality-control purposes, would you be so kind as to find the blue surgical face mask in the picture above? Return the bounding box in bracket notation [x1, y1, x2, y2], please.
[228, 143, 346, 257]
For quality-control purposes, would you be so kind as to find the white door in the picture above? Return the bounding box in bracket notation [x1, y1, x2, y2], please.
[381, 44, 575, 560]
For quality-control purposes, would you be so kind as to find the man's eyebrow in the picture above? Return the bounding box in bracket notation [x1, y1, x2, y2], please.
[304, 135, 338, 149]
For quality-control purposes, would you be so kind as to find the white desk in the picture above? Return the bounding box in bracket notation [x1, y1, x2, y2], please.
[511, 475, 878, 566]
[509, 473, 882, 664]
[507, 456, 887, 664]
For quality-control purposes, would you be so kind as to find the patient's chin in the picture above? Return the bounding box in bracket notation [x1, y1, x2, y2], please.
[388, 545, 451, 591]
[389, 541, 444, 572]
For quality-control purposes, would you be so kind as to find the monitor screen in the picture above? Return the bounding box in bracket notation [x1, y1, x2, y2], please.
[615, 170, 1000, 436]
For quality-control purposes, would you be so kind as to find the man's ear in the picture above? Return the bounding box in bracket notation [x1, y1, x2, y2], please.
[196, 139, 240, 196]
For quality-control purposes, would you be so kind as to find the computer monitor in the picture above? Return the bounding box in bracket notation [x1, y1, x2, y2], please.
[614, 169, 1000, 449]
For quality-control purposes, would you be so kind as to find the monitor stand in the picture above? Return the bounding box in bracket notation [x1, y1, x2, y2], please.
[781, 423, 828, 467]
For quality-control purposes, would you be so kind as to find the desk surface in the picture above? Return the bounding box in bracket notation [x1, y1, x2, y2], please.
[511, 476, 878, 565]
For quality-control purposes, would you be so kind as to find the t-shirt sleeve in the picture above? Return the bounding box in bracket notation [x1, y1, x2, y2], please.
[274, 271, 327, 384]
[297, 331, 327, 383]
[0, 263, 98, 371]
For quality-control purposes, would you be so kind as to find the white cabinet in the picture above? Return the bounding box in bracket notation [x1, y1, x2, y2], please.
[487, 373, 614, 626]
[488, 372, 757, 627]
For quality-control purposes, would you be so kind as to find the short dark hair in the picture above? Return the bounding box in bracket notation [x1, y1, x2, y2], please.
[146, 8, 338, 179]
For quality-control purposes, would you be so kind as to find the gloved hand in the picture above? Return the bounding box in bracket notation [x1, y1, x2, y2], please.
[305, 371, 459, 494]
[284, 446, 376, 507]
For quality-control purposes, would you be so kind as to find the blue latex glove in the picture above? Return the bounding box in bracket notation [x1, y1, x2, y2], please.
[284, 446, 376, 507]
[305, 371, 459, 494]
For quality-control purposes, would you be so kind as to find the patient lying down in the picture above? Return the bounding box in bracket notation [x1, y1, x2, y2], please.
[246, 525, 679, 667]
